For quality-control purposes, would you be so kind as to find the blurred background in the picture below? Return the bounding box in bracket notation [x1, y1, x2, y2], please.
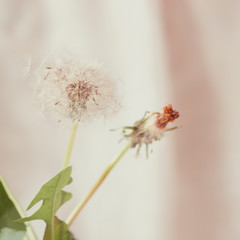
[1, 0, 240, 239]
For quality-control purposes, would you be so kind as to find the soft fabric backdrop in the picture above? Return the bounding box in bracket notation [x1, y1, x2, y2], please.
[1, 0, 240, 240]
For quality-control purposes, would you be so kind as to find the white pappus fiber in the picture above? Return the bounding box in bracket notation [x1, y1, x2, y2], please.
[35, 52, 119, 123]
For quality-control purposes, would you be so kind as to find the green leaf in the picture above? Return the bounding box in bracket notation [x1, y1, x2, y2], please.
[0, 177, 26, 239]
[18, 167, 74, 240]
[0, 228, 25, 240]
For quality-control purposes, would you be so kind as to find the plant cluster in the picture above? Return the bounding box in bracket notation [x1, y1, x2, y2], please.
[0, 53, 180, 240]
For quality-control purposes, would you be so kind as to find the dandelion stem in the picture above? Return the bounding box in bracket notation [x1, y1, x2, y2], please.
[0, 176, 38, 240]
[62, 123, 78, 169]
[66, 143, 131, 226]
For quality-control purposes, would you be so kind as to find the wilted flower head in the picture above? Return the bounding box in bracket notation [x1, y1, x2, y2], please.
[121, 105, 179, 152]
[36, 53, 119, 123]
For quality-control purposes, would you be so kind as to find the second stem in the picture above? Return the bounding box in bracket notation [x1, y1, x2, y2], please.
[66, 143, 131, 226]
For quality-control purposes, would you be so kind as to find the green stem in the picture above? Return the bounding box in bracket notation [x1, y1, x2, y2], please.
[66, 144, 131, 226]
[62, 123, 78, 170]
[0, 176, 38, 240]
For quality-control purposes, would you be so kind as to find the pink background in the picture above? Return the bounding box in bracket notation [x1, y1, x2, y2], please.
[1, 1, 240, 239]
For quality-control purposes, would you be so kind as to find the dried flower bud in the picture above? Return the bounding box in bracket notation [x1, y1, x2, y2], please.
[121, 105, 179, 151]
[36, 53, 119, 123]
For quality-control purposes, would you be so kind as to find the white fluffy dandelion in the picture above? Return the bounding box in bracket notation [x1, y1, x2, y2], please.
[36, 53, 119, 123]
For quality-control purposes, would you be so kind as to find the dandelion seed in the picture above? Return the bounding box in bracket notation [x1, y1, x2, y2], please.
[36, 52, 119, 123]
[121, 104, 180, 153]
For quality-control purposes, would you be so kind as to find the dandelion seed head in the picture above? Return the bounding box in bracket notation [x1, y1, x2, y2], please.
[36, 53, 119, 123]
[121, 105, 180, 150]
